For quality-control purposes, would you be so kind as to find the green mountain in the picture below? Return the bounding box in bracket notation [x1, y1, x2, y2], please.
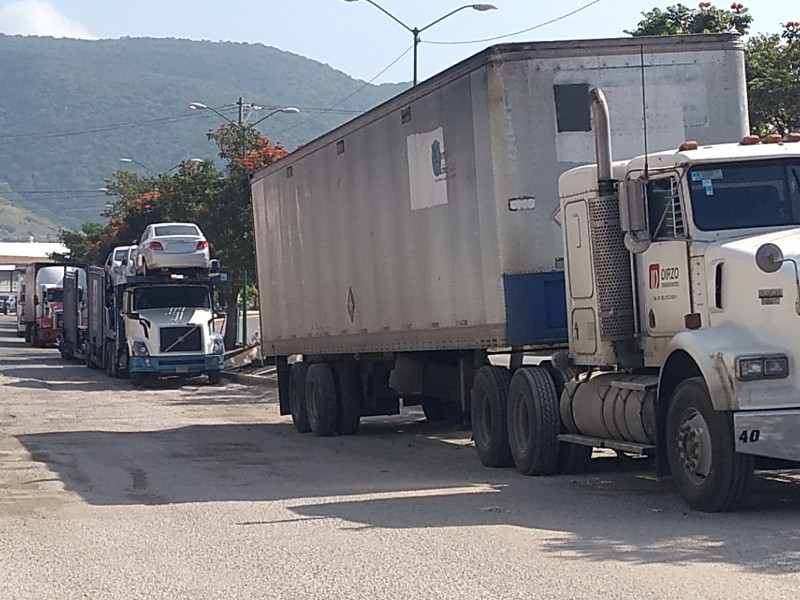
[0, 34, 407, 234]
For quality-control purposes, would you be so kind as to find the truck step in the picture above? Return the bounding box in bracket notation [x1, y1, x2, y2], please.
[558, 433, 654, 454]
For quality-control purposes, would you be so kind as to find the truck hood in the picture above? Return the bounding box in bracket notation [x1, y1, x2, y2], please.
[702, 229, 800, 388]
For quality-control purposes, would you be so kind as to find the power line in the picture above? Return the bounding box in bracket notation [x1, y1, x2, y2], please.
[0, 109, 227, 142]
[286, 44, 414, 133]
[425, 0, 603, 45]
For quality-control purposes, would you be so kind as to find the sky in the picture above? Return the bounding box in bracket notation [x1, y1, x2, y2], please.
[0, 0, 790, 84]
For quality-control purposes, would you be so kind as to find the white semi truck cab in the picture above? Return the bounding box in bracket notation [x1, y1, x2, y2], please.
[557, 89, 800, 510]
[121, 280, 225, 385]
[83, 267, 224, 386]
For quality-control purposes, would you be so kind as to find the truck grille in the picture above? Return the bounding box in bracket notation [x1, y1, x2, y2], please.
[160, 326, 202, 353]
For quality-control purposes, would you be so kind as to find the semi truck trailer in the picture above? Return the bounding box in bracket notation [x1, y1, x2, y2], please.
[249, 34, 785, 511]
[59, 266, 88, 361]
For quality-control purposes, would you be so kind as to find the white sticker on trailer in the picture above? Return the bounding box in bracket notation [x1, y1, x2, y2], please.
[407, 127, 448, 210]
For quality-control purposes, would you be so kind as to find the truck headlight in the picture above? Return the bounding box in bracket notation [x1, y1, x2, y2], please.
[736, 355, 789, 380]
[132, 341, 150, 357]
[211, 335, 224, 355]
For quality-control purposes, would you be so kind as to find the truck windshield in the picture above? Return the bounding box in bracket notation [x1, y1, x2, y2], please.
[689, 159, 800, 231]
[46, 290, 63, 303]
[133, 286, 210, 310]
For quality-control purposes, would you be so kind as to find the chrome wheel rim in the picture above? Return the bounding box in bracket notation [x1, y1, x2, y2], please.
[676, 408, 713, 485]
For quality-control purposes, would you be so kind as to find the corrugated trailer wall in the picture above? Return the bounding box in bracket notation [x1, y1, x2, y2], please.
[252, 35, 747, 357]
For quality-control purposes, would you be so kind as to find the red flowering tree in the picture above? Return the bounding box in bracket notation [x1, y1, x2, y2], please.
[204, 122, 289, 348]
[56, 123, 289, 348]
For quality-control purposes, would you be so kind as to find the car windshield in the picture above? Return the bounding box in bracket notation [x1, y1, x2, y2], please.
[154, 225, 199, 237]
[46, 290, 63, 303]
[133, 286, 210, 310]
[114, 249, 127, 261]
[689, 160, 800, 231]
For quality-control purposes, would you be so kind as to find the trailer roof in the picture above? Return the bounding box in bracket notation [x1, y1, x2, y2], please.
[252, 33, 743, 184]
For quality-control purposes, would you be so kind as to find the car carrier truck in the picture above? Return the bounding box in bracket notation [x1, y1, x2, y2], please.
[83, 266, 225, 385]
[248, 34, 794, 511]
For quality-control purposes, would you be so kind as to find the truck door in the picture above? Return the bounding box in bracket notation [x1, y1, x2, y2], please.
[635, 175, 692, 337]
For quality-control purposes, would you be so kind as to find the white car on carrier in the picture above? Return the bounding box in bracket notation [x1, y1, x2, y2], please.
[135, 222, 210, 276]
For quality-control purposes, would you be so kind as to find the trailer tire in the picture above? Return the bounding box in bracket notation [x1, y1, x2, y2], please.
[305, 363, 339, 437]
[471, 365, 514, 468]
[207, 370, 222, 385]
[24, 324, 31, 343]
[31, 327, 40, 347]
[666, 377, 754, 512]
[333, 363, 362, 436]
[507, 366, 561, 476]
[289, 362, 311, 433]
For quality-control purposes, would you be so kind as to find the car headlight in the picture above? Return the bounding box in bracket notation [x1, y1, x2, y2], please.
[132, 341, 150, 357]
[211, 335, 224, 355]
[736, 355, 789, 380]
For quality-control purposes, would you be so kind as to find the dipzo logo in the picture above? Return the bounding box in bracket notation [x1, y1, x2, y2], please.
[649, 264, 680, 289]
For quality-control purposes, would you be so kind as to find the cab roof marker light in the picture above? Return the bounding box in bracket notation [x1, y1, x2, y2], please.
[786, 132, 800, 143]
[740, 135, 760, 146]
[764, 133, 783, 144]
[679, 141, 698, 151]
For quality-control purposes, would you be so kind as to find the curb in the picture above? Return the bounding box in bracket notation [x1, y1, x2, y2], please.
[221, 371, 277, 387]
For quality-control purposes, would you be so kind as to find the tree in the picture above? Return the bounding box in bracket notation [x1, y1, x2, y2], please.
[628, 3, 800, 136]
[747, 22, 800, 135]
[55, 126, 289, 349]
[52, 222, 105, 264]
[626, 3, 752, 36]
[204, 122, 288, 348]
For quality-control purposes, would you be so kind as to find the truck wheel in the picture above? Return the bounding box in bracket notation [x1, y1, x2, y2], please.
[289, 362, 311, 433]
[507, 366, 561, 476]
[333, 363, 362, 435]
[207, 370, 222, 385]
[305, 363, 339, 437]
[24, 325, 31, 343]
[471, 365, 513, 468]
[85, 343, 97, 369]
[31, 327, 40, 347]
[666, 377, 754, 512]
[105, 344, 118, 378]
[544, 363, 593, 475]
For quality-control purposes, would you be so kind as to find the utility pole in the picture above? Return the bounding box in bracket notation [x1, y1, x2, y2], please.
[237, 96, 248, 347]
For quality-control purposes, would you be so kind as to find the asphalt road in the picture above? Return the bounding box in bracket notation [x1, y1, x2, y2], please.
[2, 315, 800, 599]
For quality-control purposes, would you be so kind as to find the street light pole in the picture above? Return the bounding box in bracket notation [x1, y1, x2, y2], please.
[188, 99, 299, 347]
[343, 1, 497, 86]
[119, 157, 159, 176]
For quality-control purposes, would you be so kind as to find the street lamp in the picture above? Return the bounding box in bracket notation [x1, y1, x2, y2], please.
[119, 157, 158, 176]
[343, 1, 497, 86]
[120, 157, 203, 175]
[189, 99, 299, 348]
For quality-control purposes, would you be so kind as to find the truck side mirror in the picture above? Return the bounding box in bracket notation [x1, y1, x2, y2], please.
[622, 179, 651, 255]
